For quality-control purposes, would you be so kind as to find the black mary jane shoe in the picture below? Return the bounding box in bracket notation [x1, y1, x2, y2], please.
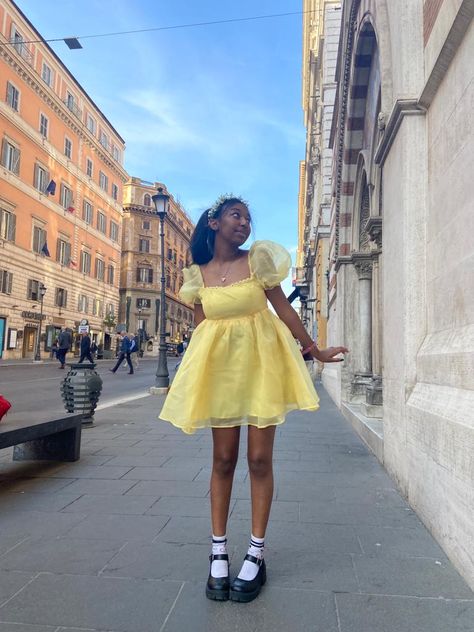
[229, 554, 266, 603]
[206, 553, 230, 601]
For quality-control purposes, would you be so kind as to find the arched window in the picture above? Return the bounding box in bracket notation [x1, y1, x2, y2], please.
[143, 194, 151, 207]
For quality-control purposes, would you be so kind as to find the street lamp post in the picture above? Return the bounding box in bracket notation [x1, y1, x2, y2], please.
[137, 307, 142, 355]
[34, 283, 47, 362]
[152, 188, 170, 389]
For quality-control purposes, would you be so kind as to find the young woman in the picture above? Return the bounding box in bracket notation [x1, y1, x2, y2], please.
[159, 195, 347, 603]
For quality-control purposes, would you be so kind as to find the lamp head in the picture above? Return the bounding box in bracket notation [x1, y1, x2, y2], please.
[152, 187, 170, 220]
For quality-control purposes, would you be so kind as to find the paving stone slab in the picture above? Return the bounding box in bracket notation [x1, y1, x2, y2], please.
[0, 536, 124, 575]
[64, 513, 170, 542]
[155, 516, 213, 545]
[60, 493, 158, 515]
[299, 500, 421, 528]
[354, 525, 450, 559]
[353, 554, 474, 599]
[161, 582, 338, 632]
[336, 593, 474, 632]
[231, 499, 299, 522]
[333, 485, 409, 507]
[145, 495, 215, 518]
[93, 455, 171, 467]
[121, 465, 204, 482]
[0, 511, 87, 538]
[45, 465, 133, 480]
[0, 493, 82, 513]
[263, 520, 363, 555]
[0, 624, 58, 632]
[123, 480, 210, 498]
[57, 478, 138, 496]
[0, 570, 35, 604]
[276, 482, 336, 502]
[0, 536, 29, 558]
[0, 573, 182, 632]
[0, 477, 76, 494]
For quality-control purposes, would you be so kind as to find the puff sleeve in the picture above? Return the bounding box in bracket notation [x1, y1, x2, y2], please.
[249, 240, 292, 289]
[178, 265, 203, 304]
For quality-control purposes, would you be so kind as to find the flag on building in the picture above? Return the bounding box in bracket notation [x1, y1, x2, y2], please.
[41, 242, 50, 257]
[66, 205, 75, 213]
[45, 179, 56, 195]
[68, 259, 77, 268]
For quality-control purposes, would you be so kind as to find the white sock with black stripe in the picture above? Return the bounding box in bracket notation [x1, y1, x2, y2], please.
[211, 534, 228, 578]
[237, 534, 264, 581]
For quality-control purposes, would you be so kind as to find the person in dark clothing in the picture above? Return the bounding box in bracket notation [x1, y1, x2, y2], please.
[57, 328, 72, 369]
[79, 333, 94, 363]
[110, 332, 134, 374]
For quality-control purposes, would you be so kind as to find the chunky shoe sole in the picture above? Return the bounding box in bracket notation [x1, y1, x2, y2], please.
[229, 567, 267, 603]
[205, 585, 229, 601]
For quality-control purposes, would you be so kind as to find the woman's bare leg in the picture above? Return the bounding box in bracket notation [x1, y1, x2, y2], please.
[210, 426, 240, 535]
[247, 425, 276, 538]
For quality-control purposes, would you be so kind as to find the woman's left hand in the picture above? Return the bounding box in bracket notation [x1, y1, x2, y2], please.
[312, 346, 348, 363]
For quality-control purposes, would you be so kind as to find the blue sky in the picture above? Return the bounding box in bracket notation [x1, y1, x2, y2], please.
[19, 1, 304, 291]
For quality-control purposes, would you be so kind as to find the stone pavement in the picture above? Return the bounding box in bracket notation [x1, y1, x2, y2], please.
[0, 386, 472, 632]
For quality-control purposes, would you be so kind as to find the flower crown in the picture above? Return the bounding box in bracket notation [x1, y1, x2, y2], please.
[207, 194, 249, 221]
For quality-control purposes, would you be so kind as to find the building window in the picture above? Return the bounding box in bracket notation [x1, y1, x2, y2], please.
[86, 157, 93, 178]
[32, 225, 47, 254]
[143, 220, 151, 230]
[92, 298, 103, 316]
[95, 258, 105, 281]
[66, 91, 75, 111]
[139, 238, 150, 253]
[86, 113, 96, 135]
[6, 82, 19, 111]
[112, 144, 120, 161]
[137, 267, 153, 283]
[107, 264, 115, 285]
[41, 62, 52, 87]
[1, 139, 20, 175]
[78, 294, 89, 313]
[55, 287, 68, 308]
[60, 183, 73, 209]
[144, 194, 151, 206]
[110, 220, 119, 242]
[0, 269, 13, 294]
[80, 250, 91, 275]
[97, 211, 106, 234]
[111, 183, 118, 201]
[106, 302, 115, 317]
[99, 130, 108, 149]
[56, 238, 71, 266]
[99, 171, 108, 192]
[34, 163, 49, 193]
[83, 200, 93, 224]
[64, 137, 72, 159]
[136, 298, 151, 309]
[39, 113, 49, 139]
[27, 279, 40, 301]
[167, 247, 173, 260]
[0, 209, 16, 242]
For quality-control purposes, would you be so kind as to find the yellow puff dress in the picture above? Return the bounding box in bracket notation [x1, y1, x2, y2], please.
[159, 240, 319, 434]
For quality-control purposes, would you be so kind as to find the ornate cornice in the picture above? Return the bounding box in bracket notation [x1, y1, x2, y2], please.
[374, 99, 425, 166]
[365, 216, 382, 249]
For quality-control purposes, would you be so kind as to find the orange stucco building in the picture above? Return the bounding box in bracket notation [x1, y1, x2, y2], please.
[0, 0, 127, 359]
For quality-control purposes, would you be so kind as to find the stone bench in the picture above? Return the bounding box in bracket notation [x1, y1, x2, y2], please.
[0, 413, 83, 462]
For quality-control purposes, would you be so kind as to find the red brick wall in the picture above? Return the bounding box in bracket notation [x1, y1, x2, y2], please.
[424, 0, 445, 45]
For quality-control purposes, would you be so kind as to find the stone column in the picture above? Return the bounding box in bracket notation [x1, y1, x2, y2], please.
[351, 256, 373, 401]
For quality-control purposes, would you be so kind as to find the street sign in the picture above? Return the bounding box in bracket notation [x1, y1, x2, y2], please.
[78, 325, 90, 334]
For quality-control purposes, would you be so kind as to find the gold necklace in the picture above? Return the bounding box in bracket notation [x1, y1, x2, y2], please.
[220, 260, 234, 283]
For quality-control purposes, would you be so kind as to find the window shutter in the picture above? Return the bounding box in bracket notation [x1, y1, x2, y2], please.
[6, 271, 12, 294]
[56, 238, 61, 262]
[136, 267, 141, 282]
[148, 269, 153, 283]
[12, 147, 20, 175]
[65, 242, 71, 265]
[1, 140, 7, 168]
[94, 259, 98, 278]
[34, 163, 39, 189]
[8, 213, 16, 242]
[63, 289, 68, 307]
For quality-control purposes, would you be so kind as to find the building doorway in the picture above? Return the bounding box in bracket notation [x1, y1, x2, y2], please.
[22, 326, 37, 358]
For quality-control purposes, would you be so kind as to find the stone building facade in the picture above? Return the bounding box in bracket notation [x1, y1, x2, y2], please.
[0, 0, 127, 359]
[314, 0, 474, 588]
[119, 178, 194, 351]
[298, 0, 342, 352]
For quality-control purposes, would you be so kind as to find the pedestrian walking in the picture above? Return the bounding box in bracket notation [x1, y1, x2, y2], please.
[159, 195, 347, 603]
[56, 327, 72, 369]
[78, 332, 94, 363]
[90, 340, 98, 360]
[129, 333, 140, 369]
[110, 332, 134, 374]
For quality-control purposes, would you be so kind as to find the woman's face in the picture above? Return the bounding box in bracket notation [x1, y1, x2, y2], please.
[212, 202, 251, 246]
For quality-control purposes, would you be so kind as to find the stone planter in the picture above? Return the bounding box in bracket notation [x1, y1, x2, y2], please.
[60, 363, 103, 427]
